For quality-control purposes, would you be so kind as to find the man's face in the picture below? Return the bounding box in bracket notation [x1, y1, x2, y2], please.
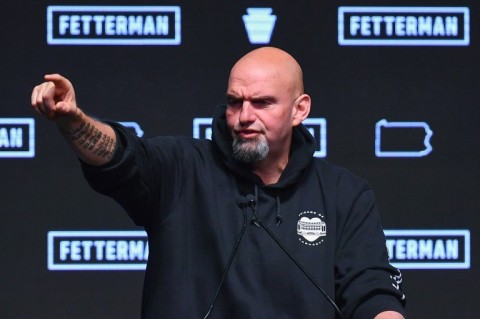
[226, 64, 297, 163]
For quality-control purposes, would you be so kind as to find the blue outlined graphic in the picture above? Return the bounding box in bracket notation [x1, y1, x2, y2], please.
[384, 229, 470, 270]
[0, 118, 35, 158]
[48, 229, 470, 271]
[48, 230, 148, 271]
[193, 118, 213, 140]
[375, 119, 433, 157]
[193, 117, 327, 158]
[47, 6, 182, 45]
[338, 6, 470, 46]
[120, 121, 144, 137]
[303, 118, 327, 158]
[243, 8, 277, 44]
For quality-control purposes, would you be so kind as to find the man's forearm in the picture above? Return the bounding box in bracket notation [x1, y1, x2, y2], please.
[58, 111, 117, 166]
[31, 74, 118, 166]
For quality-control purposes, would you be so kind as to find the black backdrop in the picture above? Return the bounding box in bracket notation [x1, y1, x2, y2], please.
[1, 0, 479, 318]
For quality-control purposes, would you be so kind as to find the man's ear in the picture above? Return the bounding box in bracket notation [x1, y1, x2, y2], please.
[292, 94, 311, 126]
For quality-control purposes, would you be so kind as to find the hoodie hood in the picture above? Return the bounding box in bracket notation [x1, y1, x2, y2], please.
[211, 105, 317, 189]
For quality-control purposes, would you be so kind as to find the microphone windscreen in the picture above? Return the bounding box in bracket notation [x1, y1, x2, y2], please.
[236, 195, 248, 208]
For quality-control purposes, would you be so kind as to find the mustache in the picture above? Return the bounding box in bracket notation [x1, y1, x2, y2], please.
[232, 125, 265, 134]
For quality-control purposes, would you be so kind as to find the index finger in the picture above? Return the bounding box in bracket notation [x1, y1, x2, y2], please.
[44, 73, 71, 87]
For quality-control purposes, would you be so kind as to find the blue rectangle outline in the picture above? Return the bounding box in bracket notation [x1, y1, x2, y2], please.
[192, 117, 327, 158]
[338, 6, 470, 46]
[193, 118, 213, 139]
[303, 118, 327, 158]
[47, 229, 470, 270]
[383, 229, 470, 269]
[48, 230, 148, 271]
[0, 118, 35, 158]
[47, 5, 181, 45]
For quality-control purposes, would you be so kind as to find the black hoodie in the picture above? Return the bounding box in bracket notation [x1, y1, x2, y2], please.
[82, 105, 406, 319]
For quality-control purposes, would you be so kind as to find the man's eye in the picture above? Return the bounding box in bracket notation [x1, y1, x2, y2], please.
[227, 99, 242, 107]
[252, 100, 271, 107]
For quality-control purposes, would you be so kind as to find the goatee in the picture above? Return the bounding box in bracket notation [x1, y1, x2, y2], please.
[232, 136, 269, 163]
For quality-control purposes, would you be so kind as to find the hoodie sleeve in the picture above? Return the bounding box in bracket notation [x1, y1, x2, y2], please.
[334, 181, 407, 319]
[80, 121, 184, 227]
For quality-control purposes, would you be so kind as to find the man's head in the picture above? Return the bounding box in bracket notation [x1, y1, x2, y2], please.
[226, 47, 311, 164]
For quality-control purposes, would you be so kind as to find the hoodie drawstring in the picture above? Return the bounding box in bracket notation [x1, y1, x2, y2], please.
[275, 196, 282, 228]
[253, 184, 283, 228]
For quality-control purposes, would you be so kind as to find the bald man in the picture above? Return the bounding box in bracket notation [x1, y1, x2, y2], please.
[32, 47, 406, 319]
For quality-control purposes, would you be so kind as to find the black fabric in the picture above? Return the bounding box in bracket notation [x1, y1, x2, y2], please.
[81, 106, 406, 319]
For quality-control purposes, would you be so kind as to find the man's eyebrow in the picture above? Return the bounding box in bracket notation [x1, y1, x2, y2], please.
[226, 94, 240, 99]
[251, 95, 275, 99]
[226, 94, 276, 102]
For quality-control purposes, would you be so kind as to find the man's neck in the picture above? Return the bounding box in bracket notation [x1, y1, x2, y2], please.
[251, 155, 289, 185]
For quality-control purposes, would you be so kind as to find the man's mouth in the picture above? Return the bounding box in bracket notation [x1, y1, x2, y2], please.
[235, 129, 261, 139]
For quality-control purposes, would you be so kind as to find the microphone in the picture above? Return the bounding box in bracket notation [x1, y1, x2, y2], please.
[245, 194, 344, 319]
[237, 195, 250, 208]
[203, 196, 249, 319]
[245, 194, 256, 206]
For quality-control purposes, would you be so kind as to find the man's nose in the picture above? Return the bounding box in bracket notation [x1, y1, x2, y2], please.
[239, 102, 256, 124]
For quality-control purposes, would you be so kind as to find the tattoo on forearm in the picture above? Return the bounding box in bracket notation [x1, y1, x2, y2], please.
[66, 122, 116, 159]
[94, 135, 115, 159]
[68, 122, 88, 141]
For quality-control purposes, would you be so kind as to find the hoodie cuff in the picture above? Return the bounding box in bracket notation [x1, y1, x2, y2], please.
[352, 294, 407, 319]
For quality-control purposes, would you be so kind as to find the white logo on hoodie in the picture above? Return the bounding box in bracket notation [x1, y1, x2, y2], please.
[297, 211, 326, 246]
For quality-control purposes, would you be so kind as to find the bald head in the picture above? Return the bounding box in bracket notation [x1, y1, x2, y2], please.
[229, 47, 305, 97]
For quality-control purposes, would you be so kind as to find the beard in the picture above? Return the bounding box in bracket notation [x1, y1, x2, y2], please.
[232, 135, 269, 164]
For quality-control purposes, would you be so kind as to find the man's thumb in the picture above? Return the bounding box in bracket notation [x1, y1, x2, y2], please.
[55, 101, 70, 113]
